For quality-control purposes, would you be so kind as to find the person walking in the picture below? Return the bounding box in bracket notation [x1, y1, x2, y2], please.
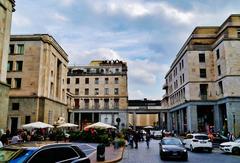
[133, 131, 139, 149]
[146, 131, 150, 149]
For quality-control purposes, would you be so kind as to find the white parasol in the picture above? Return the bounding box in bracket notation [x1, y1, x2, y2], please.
[84, 122, 116, 130]
[57, 123, 78, 128]
[22, 121, 54, 129]
[144, 125, 154, 129]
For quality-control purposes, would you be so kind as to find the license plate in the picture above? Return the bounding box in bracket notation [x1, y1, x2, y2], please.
[200, 141, 206, 143]
[172, 152, 178, 156]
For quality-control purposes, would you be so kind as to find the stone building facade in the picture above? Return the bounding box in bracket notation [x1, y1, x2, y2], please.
[162, 15, 240, 136]
[7, 34, 68, 133]
[67, 60, 128, 129]
[0, 0, 15, 129]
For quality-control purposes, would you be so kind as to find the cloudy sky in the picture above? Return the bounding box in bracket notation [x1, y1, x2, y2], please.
[11, 0, 240, 100]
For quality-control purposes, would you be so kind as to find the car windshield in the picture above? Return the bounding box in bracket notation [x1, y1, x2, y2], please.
[234, 139, 240, 143]
[0, 148, 18, 162]
[195, 135, 208, 140]
[162, 139, 182, 145]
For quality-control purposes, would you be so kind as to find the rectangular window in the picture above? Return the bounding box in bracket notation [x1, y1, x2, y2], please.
[17, 44, 24, 54]
[85, 88, 89, 95]
[15, 78, 21, 88]
[218, 65, 221, 76]
[7, 78, 11, 86]
[115, 68, 119, 73]
[114, 88, 119, 95]
[105, 78, 109, 84]
[237, 28, 240, 37]
[84, 99, 89, 109]
[104, 88, 109, 95]
[114, 99, 119, 109]
[104, 99, 109, 109]
[67, 88, 70, 92]
[182, 74, 185, 83]
[85, 78, 89, 84]
[218, 81, 223, 94]
[200, 69, 207, 78]
[95, 78, 99, 84]
[9, 44, 14, 54]
[114, 78, 119, 84]
[25, 116, 31, 124]
[216, 49, 220, 59]
[75, 78, 79, 84]
[182, 60, 184, 68]
[74, 99, 79, 108]
[75, 88, 79, 95]
[95, 88, 99, 95]
[16, 61, 23, 71]
[67, 78, 70, 84]
[12, 103, 19, 110]
[199, 53, 205, 62]
[94, 99, 100, 109]
[7, 61, 13, 71]
[200, 84, 208, 100]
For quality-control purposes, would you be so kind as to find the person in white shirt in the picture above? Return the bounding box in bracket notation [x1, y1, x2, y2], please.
[11, 134, 20, 144]
[0, 141, 3, 148]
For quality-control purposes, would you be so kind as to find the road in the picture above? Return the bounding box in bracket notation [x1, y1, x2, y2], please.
[120, 139, 240, 163]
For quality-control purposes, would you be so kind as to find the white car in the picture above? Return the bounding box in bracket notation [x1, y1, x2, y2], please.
[220, 138, 240, 155]
[183, 133, 212, 152]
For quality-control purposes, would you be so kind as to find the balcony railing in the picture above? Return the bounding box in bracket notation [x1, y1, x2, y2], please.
[200, 94, 207, 100]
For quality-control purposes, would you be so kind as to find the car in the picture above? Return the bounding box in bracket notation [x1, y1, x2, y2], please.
[159, 137, 188, 161]
[0, 141, 90, 163]
[183, 133, 212, 152]
[153, 130, 162, 139]
[219, 138, 240, 155]
[211, 133, 228, 144]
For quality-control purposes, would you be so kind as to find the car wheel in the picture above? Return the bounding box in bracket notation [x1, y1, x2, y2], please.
[232, 147, 240, 155]
[190, 145, 194, 152]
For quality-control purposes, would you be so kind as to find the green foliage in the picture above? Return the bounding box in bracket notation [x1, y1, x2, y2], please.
[113, 138, 126, 148]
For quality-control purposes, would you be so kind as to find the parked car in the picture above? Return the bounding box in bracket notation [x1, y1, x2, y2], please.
[219, 138, 240, 155]
[211, 133, 228, 144]
[183, 133, 212, 152]
[0, 141, 90, 163]
[159, 137, 188, 161]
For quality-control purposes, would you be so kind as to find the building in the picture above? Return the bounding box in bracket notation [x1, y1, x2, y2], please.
[162, 15, 240, 136]
[67, 60, 128, 129]
[7, 34, 69, 133]
[0, 0, 15, 129]
[128, 99, 166, 129]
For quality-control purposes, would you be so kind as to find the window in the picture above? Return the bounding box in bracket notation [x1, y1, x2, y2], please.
[16, 61, 23, 71]
[218, 81, 223, 94]
[200, 69, 207, 78]
[85, 88, 89, 95]
[200, 84, 208, 100]
[216, 49, 220, 59]
[95, 88, 99, 95]
[182, 74, 185, 83]
[75, 89, 79, 95]
[104, 88, 109, 95]
[7, 78, 11, 86]
[25, 116, 31, 124]
[115, 68, 119, 73]
[104, 99, 109, 109]
[94, 99, 100, 109]
[75, 78, 79, 84]
[9, 44, 14, 54]
[114, 78, 119, 84]
[237, 28, 240, 37]
[95, 78, 99, 84]
[218, 65, 221, 76]
[7, 61, 13, 71]
[114, 99, 119, 109]
[15, 78, 21, 88]
[114, 88, 119, 95]
[84, 99, 89, 109]
[199, 53, 205, 62]
[67, 78, 70, 84]
[85, 78, 89, 84]
[74, 99, 79, 108]
[105, 78, 109, 84]
[180, 76, 182, 85]
[182, 60, 184, 68]
[17, 44, 24, 54]
[12, 103, 19, 110]
[67, 88, 70, 92]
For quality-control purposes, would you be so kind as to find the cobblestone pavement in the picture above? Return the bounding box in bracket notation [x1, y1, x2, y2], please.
[120, 139, 240, 163]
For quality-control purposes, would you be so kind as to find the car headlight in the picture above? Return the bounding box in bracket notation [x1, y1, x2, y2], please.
[162, 148, 168, 152]
[183, 149, 187, 152]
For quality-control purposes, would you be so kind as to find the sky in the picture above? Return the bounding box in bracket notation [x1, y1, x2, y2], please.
[11, 0, 240, 100]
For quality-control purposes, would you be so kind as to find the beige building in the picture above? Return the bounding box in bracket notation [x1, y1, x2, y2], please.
[162, 15, 240, 136]
[67, 60, 128, 129]
[7, 34, 69, 133]
[0, 0, 15, 129]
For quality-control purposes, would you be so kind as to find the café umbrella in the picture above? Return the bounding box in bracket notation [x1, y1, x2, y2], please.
[84, 122, 116, 130]
[22, 121, 54, 129]
[144, 125, 154, 129]
[57, 123, 78, 128]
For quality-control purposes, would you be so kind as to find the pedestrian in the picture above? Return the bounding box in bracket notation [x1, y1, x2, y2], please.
[133, 131, 139, 149]
[146, 131, 150, 149]
[129, 133, 134, 149]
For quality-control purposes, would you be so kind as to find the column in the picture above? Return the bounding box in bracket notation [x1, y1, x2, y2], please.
[70, 112, 74, 124]
[179, 109, 184, 133]
[214, 104, 221, 132]
[167, 112, 172, 131]
[79, 113, 81, 129]
[133, 112, 136, 131]
[186, 105, 198, 132]
[226, 101, 240, 137]
[92, 113, 94, 123]
[158, 113, 161, 129]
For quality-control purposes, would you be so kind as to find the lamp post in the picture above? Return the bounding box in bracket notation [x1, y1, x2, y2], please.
[232, 112, 236, 136]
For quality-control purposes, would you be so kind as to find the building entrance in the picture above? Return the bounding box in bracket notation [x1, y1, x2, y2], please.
[197, 106, 214, 133]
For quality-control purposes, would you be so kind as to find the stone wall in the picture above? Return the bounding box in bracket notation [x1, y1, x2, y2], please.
[0, 82, 10, 128]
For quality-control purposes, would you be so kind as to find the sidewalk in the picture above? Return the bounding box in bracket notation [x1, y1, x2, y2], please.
[89, 145, 125, 163]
